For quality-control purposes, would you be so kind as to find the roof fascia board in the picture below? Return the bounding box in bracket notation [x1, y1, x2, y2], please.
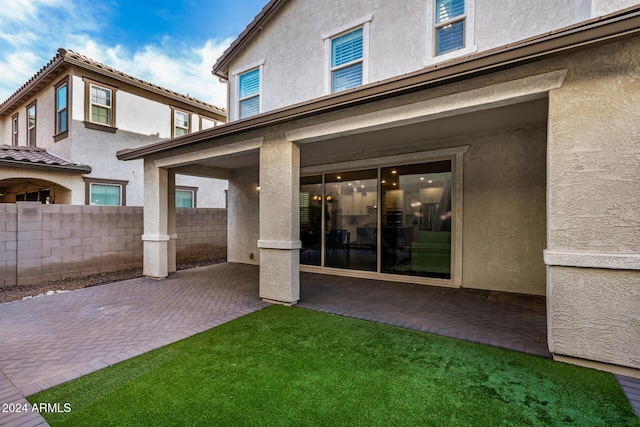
[0, 159, 92, 174]
[63, 56, 226, 118]
[212, 0, 289, 78]
[119, 9, 640, 161]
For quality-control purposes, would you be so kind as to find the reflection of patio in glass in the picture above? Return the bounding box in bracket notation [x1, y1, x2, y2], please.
[300, 161, 452, 279]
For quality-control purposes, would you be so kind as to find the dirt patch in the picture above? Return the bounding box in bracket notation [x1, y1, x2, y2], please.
[0, 258, 225, 304]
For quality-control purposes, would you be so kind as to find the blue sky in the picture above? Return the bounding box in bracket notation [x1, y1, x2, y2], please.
[0, 0, 268, 108]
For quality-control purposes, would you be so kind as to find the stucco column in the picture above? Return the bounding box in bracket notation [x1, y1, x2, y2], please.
[142, 158, 169, 279]
[258, 137, 301, 304]
[167, 170, 177, 274]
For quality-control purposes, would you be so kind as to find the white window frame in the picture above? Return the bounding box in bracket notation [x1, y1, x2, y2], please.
[176, 188, 196, 208]
[11, 113, 18, 145]
[231, 59, 265, 121]
[323, 15, 372, 95]
[89, 182, 122, 206]
[89, 83, 113, 126]
[26, 101, 36, 147]
[172, 109, 190, 138]
[424, 0, 476, 66]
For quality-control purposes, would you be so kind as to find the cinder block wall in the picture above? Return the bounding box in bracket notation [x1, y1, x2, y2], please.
[0, 203, 227, 287]
[176, 207, 227, 263]
[0, 204, 18, 287]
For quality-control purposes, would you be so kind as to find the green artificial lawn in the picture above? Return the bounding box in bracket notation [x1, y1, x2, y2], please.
[30, 305, 638, 426]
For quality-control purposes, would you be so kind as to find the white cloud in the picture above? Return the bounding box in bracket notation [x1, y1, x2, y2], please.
[65, 37, 232, 108]
[0, 0, 232, 110]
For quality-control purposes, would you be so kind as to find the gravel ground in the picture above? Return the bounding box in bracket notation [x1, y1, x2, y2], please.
[0, 258, 225, 304]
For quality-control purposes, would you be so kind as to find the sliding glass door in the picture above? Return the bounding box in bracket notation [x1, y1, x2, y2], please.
[324, 170, 378, 271]
[300, 160, 452, 280]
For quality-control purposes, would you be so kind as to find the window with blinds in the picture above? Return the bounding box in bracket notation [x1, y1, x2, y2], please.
[239, 68, 260, 119]
[331, 28, 363, 93]
[435, 0, 465, 55]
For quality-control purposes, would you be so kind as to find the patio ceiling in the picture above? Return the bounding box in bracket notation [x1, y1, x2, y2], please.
[180, 97, 547, 175]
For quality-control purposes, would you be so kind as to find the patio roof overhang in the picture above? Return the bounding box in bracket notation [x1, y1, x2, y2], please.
[116, 6, 640, 163]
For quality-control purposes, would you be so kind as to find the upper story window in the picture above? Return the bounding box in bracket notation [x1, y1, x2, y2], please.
[331, 28, 364, 93]
[239, 68, 260, 119]
[426, 0, 476, 64]
[435, 0, 465, 55]
[11, 113, 18, 145]
[173, 109, 190, 137]
[54, 78, 69, 140]
[84, 78, 117, 132]
[26, 101, 36, 147]
[90, 84, 112, 124]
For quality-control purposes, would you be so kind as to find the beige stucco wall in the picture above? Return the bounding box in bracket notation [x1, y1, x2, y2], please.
[224, 0, 619, 121]
[546, 37, 640, 369]
[549, 267, 640, 368]
[227, 167, 260, 265]
[463, 126, 547, 295]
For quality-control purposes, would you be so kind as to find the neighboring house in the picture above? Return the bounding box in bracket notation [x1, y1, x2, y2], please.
[117, 2, 640, 375]
[0, 49, 228, 207]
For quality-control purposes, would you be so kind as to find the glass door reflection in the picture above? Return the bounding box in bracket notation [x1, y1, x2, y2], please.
[300, 175, 323, 266]
[324, 169, 378, 271]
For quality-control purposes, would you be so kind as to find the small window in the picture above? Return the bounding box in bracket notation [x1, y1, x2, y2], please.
[55, 80, 68, 135]
[90, 84, 112, 125]
[26, 102, 36, 147]
[239, 68, 260, 119]
[84, 79, 117, 131]
[331, 28, 364, 93]
[176, 189, 195, 208]
[435, 0, 466, 55]
[90, 183, 122, 206]
[11, 113, 18, 145]
[173, 110, 190, 137]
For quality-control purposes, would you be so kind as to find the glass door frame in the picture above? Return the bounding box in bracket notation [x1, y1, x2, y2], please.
[300, 146, 467, 288]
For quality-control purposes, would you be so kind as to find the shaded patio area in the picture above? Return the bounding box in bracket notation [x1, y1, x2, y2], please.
[299, 272, 549, 358]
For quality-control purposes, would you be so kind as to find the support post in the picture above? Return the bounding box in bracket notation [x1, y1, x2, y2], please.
[142, 158, 169, 279]
[258, 137, 300, 304]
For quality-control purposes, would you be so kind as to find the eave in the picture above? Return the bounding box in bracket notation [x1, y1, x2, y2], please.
[119, 7, 640, 161]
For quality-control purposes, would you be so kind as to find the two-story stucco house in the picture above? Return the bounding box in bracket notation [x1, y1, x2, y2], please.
[117, 1, 640, 375]
[0, 49, 227, 207]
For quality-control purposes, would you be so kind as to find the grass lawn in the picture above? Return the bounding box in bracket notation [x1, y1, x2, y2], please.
[30, 305, 638, 426]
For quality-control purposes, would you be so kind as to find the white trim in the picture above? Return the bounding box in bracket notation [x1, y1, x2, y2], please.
[321, 14, 374, 40]
[230, 59, 266, 77]
[324, 20, 371, 94]
[258, 240, 302, 250]
[230, 60, 265, 121]
[544, 250, 640, 270]
[290, 70, 567, 144]
[424, 0, 477, 66]
[142, 234, 170, 242]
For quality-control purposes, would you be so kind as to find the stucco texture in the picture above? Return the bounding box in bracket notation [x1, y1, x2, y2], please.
[548, 38, 640, 254]
[463, 126, 547, 295]
[549, 266, 640, 368]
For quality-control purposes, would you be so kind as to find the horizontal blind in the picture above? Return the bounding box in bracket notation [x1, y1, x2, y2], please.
[332, 62, 363, 92]
[436, 0, 465, 23]
[239, 68, 260, 99]
[436, 20, 464, 54]
[240, 96, 260, 118]
[332, 28, 363, 67]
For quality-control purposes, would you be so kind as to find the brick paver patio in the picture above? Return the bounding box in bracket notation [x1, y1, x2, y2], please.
[1, 263, 637, 425]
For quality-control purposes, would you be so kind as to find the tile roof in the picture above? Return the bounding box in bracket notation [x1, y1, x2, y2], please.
[0, 49, 226, 118]
[0, 145, 91, 174]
